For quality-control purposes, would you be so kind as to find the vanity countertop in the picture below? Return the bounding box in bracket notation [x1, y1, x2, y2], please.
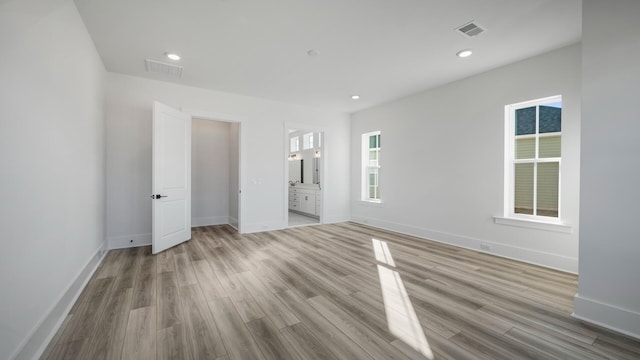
[289, 183, 320, 190]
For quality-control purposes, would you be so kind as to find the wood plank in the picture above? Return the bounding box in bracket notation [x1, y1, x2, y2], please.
[122, 306, 156, 360]
[245, 317, 297, 360]
[215, 269, 265, 323]
[96, 250, 127, 279]
[192, 260, 228, 301]
[132, 248, 157, 309]
[157, 272, 182, 329]
[157, 325, 191, 360]
[174, 252, 198, 287]
[275, 290, 374, 360]
[207, 297, 266, 360]
[79, 287, 133, 360]
[307, 295, 411, 360]
[280, 322, 339, 360]
[237, 271, 299, 328]
[157, 250, 175, 274]
[179, 284, 227, 359]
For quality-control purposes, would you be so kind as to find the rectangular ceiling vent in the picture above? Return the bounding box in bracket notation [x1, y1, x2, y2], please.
[456, 21, 486, 38]
[144, 59, 183, 78]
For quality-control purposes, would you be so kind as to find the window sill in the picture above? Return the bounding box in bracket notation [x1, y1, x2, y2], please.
[493, 216, 572, 234]
[359, 200, 384, 207]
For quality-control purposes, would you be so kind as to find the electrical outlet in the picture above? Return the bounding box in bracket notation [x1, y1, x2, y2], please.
[480, 243, 492, 251]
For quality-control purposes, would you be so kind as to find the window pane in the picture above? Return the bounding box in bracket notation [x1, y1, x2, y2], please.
[539, 135, 561, 158]
[515, 138, 535, 159]
[303, 133, 313, 150]
[368, 168, 378, 185]
[369, 134, 379, 149]
[368, 167, 379, 199]
[369, 150, 378, 166]
[290, 137, 299, 152]
[539, 105, 561, 133]
[515, 107, 536, 135]
[537, 162, 559, 217]
[514, 163, 534, 215]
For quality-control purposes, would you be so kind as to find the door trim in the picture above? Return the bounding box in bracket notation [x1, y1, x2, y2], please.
[284, 122, 327, 228]
[182, 108, 245, 233]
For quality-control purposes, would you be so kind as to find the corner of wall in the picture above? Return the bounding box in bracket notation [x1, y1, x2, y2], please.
[573, 294, 640, 340]
[13, 243, 107, 360]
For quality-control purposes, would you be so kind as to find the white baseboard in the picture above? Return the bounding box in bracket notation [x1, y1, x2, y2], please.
[351, 216, 578, 274]
[242, 221, 286, 234]
[108, 217, 232, 249]
[13, 241, 107, 360]
[108, 233, 151, 249]
[228, 217, 238, 230]
[323, 214, 351, 224]
[573, 294, 640, 340]
[192, 216, 229, 227]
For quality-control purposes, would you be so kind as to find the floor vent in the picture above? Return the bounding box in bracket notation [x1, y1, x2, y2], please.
[144, 59, 183, 78]
[456, 21, 486, 38]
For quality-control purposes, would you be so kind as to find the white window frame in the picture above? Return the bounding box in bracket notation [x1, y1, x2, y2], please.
[303, 132, 314, 150]
[290, 136, 299, 152]
[362, 131, 382, 203]
[504, 95, 562, 223]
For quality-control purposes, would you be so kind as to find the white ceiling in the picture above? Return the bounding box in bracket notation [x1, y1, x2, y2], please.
[74, 0, 581, 113]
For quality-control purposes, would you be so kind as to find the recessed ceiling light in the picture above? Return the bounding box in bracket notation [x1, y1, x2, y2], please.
[351, 95, 360, 100]
[456, 49, 473, 58]
[165, 52, 181, 61]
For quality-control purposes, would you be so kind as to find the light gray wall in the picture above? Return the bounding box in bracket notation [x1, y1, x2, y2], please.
[350, 44, 581, 272]
[0, 0, 106, 358]
[229, 122, 240, 228]
[106, 72, 351, 240]
[574, 0, 640, 338]
[192, 119, 230, 226]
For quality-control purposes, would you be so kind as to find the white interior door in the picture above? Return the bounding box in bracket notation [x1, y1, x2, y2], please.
[152, 101, 191, 254]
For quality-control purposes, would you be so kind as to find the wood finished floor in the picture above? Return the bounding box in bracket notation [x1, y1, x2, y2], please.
[42, 223, 640, 360]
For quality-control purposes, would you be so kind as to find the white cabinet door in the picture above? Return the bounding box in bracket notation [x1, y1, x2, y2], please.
[300, 193, 316, 215]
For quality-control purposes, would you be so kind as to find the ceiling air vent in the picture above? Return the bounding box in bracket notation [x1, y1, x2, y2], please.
[144, 59, 183, 78]
[456, 21, 486, 38]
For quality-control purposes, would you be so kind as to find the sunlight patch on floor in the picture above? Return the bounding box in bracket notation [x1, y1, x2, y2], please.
[372, 238, 434, 360]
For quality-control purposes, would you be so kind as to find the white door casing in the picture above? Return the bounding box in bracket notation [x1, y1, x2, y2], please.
[152, 101, 192, 254]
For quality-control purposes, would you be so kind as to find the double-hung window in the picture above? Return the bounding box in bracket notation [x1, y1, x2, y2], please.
[506, 95, 562, 219]
[362, 131, 381, 202]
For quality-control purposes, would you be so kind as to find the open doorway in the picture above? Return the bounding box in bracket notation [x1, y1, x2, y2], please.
[192, 117, 241, 231]
[286, 128, 324, 227]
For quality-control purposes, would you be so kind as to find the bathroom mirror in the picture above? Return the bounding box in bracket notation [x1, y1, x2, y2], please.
[288, 159, 302, 183]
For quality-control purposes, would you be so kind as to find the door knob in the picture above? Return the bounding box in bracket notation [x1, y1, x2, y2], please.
[150, 194, 168, 199]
